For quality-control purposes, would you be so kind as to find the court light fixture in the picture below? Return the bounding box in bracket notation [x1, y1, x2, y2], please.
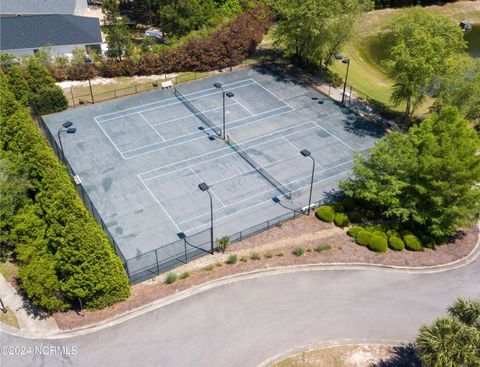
[198, 182, 214, 253]
[63, 121, 73, 128]
[272, 197, 280, 204]
[335, 54, 351, 105]
[226, 91, 234, 98]
[214, 83, 235, 139]
[300, 149, 315, 215]
[58, 122, 77, 155]
[214, 82, 222, 89]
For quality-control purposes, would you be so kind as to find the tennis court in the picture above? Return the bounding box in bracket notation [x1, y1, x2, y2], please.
[43, 66, 383, 279]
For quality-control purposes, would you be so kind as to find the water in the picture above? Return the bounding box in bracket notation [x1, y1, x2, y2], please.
[465, 23, 480, 58]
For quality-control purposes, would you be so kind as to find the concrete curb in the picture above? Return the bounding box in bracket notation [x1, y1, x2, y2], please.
[1, 223, 478, 340]
[257, 339, 411, 367]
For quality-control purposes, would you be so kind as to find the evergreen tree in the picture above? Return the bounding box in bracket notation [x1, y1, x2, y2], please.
[103, 0, 133, 61]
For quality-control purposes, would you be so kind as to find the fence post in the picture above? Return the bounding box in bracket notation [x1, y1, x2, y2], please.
[154, 250, 160, 275]
[70, 87, 75, 108]
[184, 239, 188, 264]
[114, 90, 117, 99]
[134, 85, 138, 94]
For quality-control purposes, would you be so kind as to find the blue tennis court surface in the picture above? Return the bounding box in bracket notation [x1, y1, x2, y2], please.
[43, 66, 384, 275]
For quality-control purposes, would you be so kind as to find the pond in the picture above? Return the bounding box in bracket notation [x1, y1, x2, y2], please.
[465, 23, 480, 58]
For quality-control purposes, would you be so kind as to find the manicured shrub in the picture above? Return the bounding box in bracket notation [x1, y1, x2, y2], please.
[375, 224, 389, 232]
[403, 234, 423, 251]
[329, 201, 345, 213]
[363, 226, 375, 232]
[315, 244, 331, 252]
[365, 209, 377, 219]
[341, 197, 356, 211]
[179, 271, 190, 279]
[292, 247, 305, 256]
[347, 226, 363, 237]
[387, 229, 400, 238]
[31, 85, 68, 115]
[389, 236, 405, 251]
[421, 236, 436, 249]
[165, 272, 177, 284]
[368, 236, 388, 252]
[355, 230, 372, 246]
[225, 254, 237, 264]
[334, 212, 350, 228]
[348, 211, 362, 223]
[401, 230, 414, 238]
[250, 252, 261, 260]
[315, 206, 334, 223]
[372, 230, 388, 240]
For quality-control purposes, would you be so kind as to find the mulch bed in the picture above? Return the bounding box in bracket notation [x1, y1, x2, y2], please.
[52, 216, 478, 330]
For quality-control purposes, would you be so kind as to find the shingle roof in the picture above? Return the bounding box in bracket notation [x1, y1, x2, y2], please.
[0, 0, 78, 15]
[0, 15, 102, 50]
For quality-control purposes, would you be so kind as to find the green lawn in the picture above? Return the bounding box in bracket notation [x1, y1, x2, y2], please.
[0, 307, 20, 329]
[329, 1, 480, 115]
[0, 259, 18, 281]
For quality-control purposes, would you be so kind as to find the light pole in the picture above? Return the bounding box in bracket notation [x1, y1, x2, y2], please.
[229, 28, 240, 71]
[300, 149, 315, 215]
[213, 82, 235, 139]
[335, 54, 350, 105]
[84, 55, 95, 104]
[58, 121, 76, 154]
[162, 39, 171, 80]
[198, 182, 214, 254]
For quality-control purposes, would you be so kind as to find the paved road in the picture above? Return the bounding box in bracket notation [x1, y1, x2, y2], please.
[1, 258, 479, 367]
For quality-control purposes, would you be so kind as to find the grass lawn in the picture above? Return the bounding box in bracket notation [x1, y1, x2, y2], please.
[0, 259, 18, 281]
[329, 1, 480, 115]
[0, 307, 20, 329]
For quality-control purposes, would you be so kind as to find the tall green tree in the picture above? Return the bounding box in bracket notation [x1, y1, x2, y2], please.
[341, 107, 480, 239]
[434, 55, 480, 124]
[103, 0, 133, 61]
[381, 8, 466, 120]
[271, 0, 373, 68]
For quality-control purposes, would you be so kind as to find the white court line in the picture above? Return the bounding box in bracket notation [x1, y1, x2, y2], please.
[95, 79, 257, 119]
[139, 112, 165, 142]
[283, 137, 301, 152]
[313, 122, 357, 152]
[125, 106, 295, 160]
[189, 168, 226, 208]
[232, 97, 255, 115]
[139, 175, 182, 232]
[93, 116, 126, 159]
[252, 80, 295, 110]
[96, 81, 257, 123]
[177, 159, 353, 226]
[183, 168, 352, 233]
[140, 120, 315, 181]
[150, 102, 237, 127]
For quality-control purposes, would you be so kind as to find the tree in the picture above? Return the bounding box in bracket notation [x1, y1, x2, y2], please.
[103, 0, 133, 61]
[381, 8, 466, 120]
[340, 107, 480, 239]
[271, 0, 372, 68]
[448, 298, 480, 329]
[434, 55, 480, 124]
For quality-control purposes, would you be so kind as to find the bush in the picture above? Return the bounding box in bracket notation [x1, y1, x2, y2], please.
[215, 236, 230, 253]
[264, 251, 273, 259]
[329, 201, 344, 213]
[31, 85, 68, 115]
[365, 209, 376, 219]
[250, 252, 261, 260]
[363, 226, 375, 232]
[375, 224, 390, 232]
[348, 211, 362, 223]
[240, 256, 248, 262]
[341, 197, 356, 211]
[334, 212, 350, 228]
[347, 226, 363, 237]
[421, 236, 436, 249]
[372, 230, 388, 240]
[356, 230, 372, 246]
[292, 247, 305, 256]
[315, 244, 331, 252]
[389, 236, 405, 251]
[204, 264, 215, 271]
[368, 236, 388, 252]
[225, 254, 237, 264]
[275, 252, 284, 257]
[165, 272, 177, 284]
[315, 206, 334, 223]
[387, 229, 400, 238]
[403, 234, 423, 251]
[179, 271, 190, 279]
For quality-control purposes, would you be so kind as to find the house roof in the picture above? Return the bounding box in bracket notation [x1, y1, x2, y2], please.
[0, 15, 102, 51]
[0, 0, 82, 15]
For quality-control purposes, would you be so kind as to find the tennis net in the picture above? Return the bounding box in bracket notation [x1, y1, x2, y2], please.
[227, 136, 292, 199]
[174, 88, 221, 136]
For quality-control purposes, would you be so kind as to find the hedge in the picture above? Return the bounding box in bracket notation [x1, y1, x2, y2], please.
[347, 226, 362, 237]
[368, 236, 388, 252]
[0, 73, 130, 311]
[334, 212, 350, 228]
[389, 236, 405, 251]
[403, 234, 423, 251]
[372, 230, 388, 241]
[348, 211, 362, 223]
[315, 206, 334, 223]
[341, 197, 356, 212]
[329, 201, 344, 213]
[355, 230, 372, 246]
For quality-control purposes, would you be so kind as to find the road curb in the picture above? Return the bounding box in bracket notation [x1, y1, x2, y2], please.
[1, 223, 478, 340]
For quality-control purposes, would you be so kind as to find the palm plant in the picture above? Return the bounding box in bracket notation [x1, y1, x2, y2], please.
[448, 297, 480, 329]
[215, 236, 230, 253]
